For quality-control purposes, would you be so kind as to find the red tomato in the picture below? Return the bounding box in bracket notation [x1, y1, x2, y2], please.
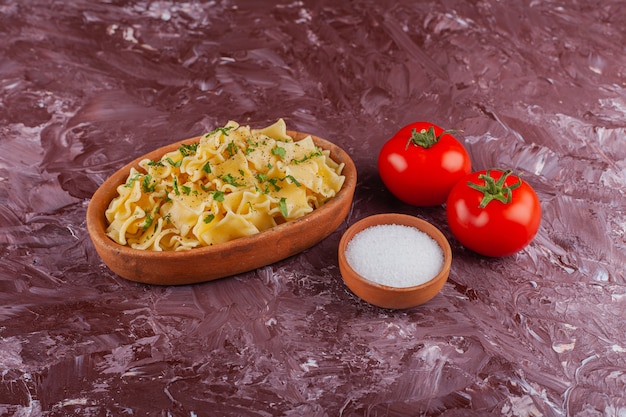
[446, 169, 541, 257]
[378, 122, 471, 206]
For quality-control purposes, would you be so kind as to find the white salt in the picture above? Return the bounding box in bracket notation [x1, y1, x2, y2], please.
[344, 224, 444, 288]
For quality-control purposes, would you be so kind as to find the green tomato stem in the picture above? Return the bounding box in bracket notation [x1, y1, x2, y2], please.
[405, 127, 460, 149]
[467, 169, 522, 208]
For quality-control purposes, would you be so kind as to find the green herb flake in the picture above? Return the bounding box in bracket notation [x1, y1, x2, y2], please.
[272, 146, 286, 159]
[204, 214, 215, 224]
[125, 172, 141, 188]
[142, 212, 154, 232]
[142, 174, 156, 193]
[293, 150, 323, 164]
[205, 126, 234, 137]
[227, 141, 239, 157]
[284, 175, 301, 187]
[166, 157, 182, 167]
[212, 190, 225, 202]
[172, 176, 180, 195]
[202, 161, 211, 174]
[245, 138, 257, 155]
[179, 142, 199, 157]
[279, 197, 288, 218]
[268, 178, 281, 192]
[221, 173, 244, 187]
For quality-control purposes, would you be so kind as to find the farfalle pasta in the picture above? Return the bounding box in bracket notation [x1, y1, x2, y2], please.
[105, 119, 346, 251]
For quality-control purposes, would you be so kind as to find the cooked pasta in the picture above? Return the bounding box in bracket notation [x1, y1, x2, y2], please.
[105, 119, 346, 251]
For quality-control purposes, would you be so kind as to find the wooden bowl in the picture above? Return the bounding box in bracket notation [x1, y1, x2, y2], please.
[86, 131, 357, 285]
[338, 213, 452, 309]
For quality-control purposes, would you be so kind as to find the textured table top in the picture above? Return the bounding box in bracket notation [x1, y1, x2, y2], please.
[1, 1, 625, 416]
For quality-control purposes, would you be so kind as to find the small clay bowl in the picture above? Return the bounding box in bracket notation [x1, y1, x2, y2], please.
[338, 213, 452, 309]
[87, 131, 357, 285]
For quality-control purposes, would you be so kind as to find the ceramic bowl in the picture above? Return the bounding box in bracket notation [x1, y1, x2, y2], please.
[338, 213, 452, 309]
[86, 131, 357, 285]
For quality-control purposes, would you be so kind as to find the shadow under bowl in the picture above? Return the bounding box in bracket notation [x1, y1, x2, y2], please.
[338, 213, 452, 309]
[86, 131, 357, 285]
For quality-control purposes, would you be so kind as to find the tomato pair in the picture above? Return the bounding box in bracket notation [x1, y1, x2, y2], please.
[378, 122, 541, 257]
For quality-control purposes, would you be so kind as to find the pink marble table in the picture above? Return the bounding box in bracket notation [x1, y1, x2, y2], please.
[1, 1, 624, 415]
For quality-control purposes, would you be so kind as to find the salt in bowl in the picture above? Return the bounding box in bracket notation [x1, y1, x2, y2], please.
[338, 213, 452, 309]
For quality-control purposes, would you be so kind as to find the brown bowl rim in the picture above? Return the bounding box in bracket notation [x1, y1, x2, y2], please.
[86, 130, 357, 284]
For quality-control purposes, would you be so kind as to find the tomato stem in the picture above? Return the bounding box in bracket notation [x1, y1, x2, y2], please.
[467, 169, 522, 208]
[405, 127, 460, 149]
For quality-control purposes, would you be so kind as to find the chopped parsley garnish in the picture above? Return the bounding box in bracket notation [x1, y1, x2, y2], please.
[142, 210, 155, 232]
[245, 138, 258, 154]
[279, 197, 288, 218]
[166, 157, 182, 167]
[284, 175, 301, 187]
[141, 174, 156, 193]
[221, 173, 244, 187]
[227, 141, 239, 157]
[172, 176, 180, 195]
[211, 190, 225, 202]
[255, 173, 281, 192]
[202, 161, 211, 174]
[147, 160, 164, 167]
[272, 146, 286, 159]
[142, 206, 159, 232]
[203, 214, 215, 224]
[255, 173, 300, 191]
[181, 185, 191, 195]
[267, 178, 281, 191]
[293, 149, 323, 164]
[205, 126, 234, 137]
[179, 142, 199, 157]
[125, 172, 141, 188]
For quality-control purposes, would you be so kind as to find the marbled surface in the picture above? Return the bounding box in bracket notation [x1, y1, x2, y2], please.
[1, 1, 625, 416]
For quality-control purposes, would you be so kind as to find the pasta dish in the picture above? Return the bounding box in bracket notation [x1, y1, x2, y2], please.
[104, 119, 346, 251]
